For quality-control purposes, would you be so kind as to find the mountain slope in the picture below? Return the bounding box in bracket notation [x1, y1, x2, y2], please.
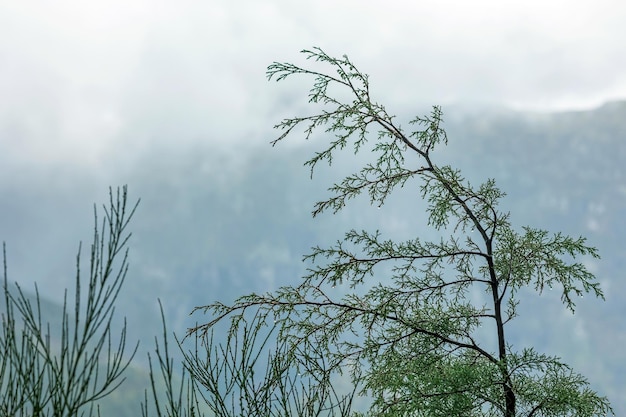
[1, 101, 624, 414]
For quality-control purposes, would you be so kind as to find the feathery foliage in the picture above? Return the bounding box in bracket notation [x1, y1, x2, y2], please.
[189, 48, 612, 416]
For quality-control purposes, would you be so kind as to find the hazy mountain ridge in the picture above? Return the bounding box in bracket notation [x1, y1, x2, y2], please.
[124, 101, 626, 411]
[1, 101, 625, 414]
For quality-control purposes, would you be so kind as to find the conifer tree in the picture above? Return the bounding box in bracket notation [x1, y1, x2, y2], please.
[189, 48, 613, 417]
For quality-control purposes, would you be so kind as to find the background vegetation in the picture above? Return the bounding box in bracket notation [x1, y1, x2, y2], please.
[1, 92, 624, 415]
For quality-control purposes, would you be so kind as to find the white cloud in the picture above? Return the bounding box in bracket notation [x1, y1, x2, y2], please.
[1, 0, 626, 168]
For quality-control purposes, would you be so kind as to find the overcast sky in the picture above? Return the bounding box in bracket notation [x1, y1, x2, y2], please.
[1, 0, 626, 168]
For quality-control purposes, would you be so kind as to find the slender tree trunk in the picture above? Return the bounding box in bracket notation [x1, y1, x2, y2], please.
[488, 249, 516, 417]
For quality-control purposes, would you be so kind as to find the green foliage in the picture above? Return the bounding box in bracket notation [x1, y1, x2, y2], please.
[141, 300, 206, 417]
[0, 186, 211, 417]
[183, 308, 356, 417]
[0, 186, 139, 417]
[191, 47, 612, 417]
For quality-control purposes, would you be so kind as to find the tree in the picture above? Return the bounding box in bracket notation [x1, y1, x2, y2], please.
[0, 186, 139, 417]
[187, 48, 613, 416]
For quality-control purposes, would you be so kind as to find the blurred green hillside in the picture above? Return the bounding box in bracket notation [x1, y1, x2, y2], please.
[1, 101, 624, 415]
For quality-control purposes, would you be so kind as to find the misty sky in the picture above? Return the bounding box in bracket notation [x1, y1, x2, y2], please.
[1, 0, 626, 168]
